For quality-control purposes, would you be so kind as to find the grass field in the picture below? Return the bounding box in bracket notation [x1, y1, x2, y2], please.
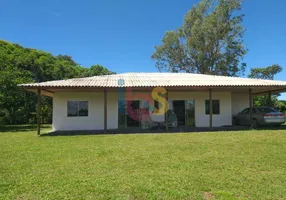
[1, 126, 286, 199]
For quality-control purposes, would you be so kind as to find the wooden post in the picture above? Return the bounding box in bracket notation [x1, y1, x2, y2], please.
[37, 89, 41, 136]
[268, 92, 272, 107]
[104, 89, 107, 133]
[249, 88, 253, 129]
[209, 88, 213, 129]
[165, 89, 169, 132]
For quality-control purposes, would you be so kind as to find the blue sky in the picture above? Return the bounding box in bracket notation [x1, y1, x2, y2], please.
[1, 0, 286, 98]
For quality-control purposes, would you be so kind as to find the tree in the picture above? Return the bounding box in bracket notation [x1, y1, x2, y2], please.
[275, 100, 286, 113]
[0, 66, 33, 124]
[248, 65, 283, 108]
[0, 40, 115, 125]
[248, 64, 282, 80]
[84, 65, 115, 77]
[152, 0, 247, 76]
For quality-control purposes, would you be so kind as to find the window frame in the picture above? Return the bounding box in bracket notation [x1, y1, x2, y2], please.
[67, 100, 89, 117]
[205, 99, 220, 115]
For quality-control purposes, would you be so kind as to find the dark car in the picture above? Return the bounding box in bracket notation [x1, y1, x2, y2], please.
[233, 107, 285, 127]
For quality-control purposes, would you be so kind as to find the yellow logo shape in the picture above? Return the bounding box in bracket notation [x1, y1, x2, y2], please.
[151, 87, 168, 115]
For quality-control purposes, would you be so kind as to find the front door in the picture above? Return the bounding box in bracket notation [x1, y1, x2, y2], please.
[173, 100, 186, 126]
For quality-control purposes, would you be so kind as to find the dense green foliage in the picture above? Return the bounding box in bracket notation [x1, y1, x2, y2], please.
[1, 126, 286, 199]
[275, 100, 286, 113]
[152, 0, 247, 76]
[0, 40, 114, 125]
[248, 65, 285, 110]
[248, 64, 282, 80]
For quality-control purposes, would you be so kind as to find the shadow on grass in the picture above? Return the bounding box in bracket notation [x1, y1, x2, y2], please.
[41, 126, 254, 137]
[1, 124, 285, 136]
[0, 124, 51, 133]
[42, 125, 286, 137]
[256, 125, 286, 131]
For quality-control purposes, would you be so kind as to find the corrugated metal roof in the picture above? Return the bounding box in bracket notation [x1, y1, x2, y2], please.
[18, 72, 286, 88]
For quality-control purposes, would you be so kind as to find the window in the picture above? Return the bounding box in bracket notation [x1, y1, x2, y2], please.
[67, 101, 88, 117]
[240, 108, 249, 114]
[240, 108, 257, 114]
[257, 107, 277, 113]
[205, 100, 220, 115]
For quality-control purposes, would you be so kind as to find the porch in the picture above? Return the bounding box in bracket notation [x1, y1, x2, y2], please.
[34, 87, 275, 135]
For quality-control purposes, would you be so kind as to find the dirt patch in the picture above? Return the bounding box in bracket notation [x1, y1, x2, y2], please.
[203, 192, 215, 200]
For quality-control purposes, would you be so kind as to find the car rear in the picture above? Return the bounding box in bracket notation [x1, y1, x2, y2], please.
[258, 107, 286, 125]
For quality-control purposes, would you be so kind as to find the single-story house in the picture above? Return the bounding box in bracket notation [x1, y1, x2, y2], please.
[19, 72, 286, 135]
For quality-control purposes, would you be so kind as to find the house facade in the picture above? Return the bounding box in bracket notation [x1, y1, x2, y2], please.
[52, 91, 249, 131]
[19, 73, 286, 134]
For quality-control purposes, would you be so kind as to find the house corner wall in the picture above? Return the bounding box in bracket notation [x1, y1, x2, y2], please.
[107, 92, 118, 129]
[52, 92, 105, 131]
[231, 93, 249, 116]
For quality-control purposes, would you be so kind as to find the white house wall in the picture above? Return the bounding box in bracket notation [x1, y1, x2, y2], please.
[52, 92, 104, 131]
[231, 93, 249, 116]
[168, 92, 232, 127]
[107, 92, 118, 129]
[52, 91, 248, 131]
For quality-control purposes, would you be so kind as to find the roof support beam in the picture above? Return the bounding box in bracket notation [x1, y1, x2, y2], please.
[268, 91, 272, 107]
[209, 88, 213, 129]
[104, 89, 107, 133]
[249, 88, 253, 129]
[41, 89, 54, 97]
[165, 90, 169, 133]
[37, 89, 41, 136]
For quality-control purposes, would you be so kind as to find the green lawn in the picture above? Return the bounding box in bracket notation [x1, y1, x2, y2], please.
[1, 126, 286, 199]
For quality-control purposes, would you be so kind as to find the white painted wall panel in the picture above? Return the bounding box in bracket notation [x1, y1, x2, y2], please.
[107, 92, 118, 129]
[231, 93, 249, 116]
[52, 92, 104, 131]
